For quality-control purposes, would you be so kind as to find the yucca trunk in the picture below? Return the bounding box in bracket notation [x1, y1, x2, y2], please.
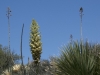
[30, 19, 42, 65]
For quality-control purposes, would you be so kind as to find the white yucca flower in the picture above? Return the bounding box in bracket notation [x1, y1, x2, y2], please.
[12, 64, 21, 72]
[30, 19, 42, 65]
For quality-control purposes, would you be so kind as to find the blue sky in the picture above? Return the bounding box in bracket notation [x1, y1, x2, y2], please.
[0, 0, 100, 64]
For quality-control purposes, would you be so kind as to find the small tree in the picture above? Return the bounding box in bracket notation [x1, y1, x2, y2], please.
[0, 44, 21, 74]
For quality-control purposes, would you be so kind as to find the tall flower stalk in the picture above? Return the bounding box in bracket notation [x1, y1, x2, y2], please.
[20, 24, 24, 75]
[30, 19, 42, 65]
[29, 19, 42, 75]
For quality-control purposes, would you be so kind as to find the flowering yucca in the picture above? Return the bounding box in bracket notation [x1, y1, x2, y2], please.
[30, 19, 42, 65]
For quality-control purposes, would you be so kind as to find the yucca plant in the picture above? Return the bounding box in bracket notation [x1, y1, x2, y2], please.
[30, 19, 42, 65]
[56, 41, 98, 75]
[92, 44, 100, 75]
[29, 19, 42, 75]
